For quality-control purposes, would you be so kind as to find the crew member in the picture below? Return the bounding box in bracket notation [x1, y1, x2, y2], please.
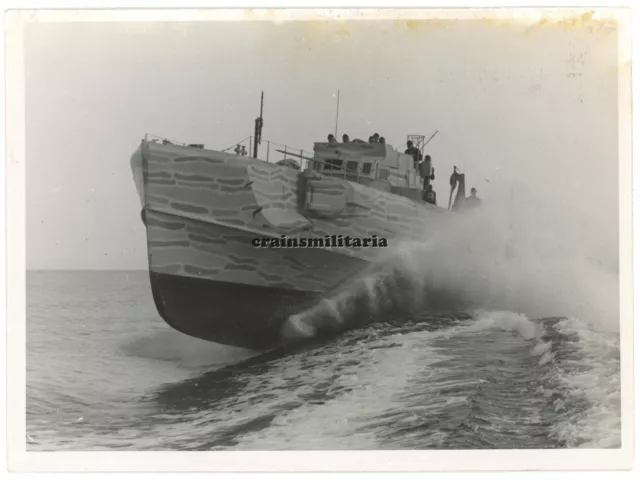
[465, 188, 481, 209]
[405, 140, 422, 169]
[421, 155, 435, 189]
[379, 136, 386, 144]
[234, 144, 242, 155]
[342, 134, 350, 143]
[424, 184, 437, 205]
[328, 134, 338, 145]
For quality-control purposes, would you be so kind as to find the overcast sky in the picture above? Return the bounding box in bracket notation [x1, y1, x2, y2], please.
[24, 17, 619, 270]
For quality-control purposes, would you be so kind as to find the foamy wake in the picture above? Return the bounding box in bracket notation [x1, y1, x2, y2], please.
[279, 198, 620, 448]
[546, 317, 621, 448]
[460, 310, 621, 448]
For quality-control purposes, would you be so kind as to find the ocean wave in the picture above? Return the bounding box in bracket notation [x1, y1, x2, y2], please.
[545, 317, 621, 448]
[456, 310, 621, 448]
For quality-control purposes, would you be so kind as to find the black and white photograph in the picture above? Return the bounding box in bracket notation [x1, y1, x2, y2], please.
[5, 6, 634, 472]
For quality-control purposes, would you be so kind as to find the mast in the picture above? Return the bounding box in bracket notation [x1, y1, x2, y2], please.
[253, 91, 264, 159]
[334, 90, 340, 138]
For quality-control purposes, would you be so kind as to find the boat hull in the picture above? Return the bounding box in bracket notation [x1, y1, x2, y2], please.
[132, 139, 453, 348]
[149, 271, 320, 349]
[142, 207, 368, 349]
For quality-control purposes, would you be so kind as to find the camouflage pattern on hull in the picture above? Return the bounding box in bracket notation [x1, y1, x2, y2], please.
[132, 140, 450, 348]
[145, 208, 366, 293]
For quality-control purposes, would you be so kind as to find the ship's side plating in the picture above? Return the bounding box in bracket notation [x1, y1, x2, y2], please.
[132, 139, 449, 349]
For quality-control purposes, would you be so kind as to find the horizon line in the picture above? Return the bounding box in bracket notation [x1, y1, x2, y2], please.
[26, 268, 149, 272]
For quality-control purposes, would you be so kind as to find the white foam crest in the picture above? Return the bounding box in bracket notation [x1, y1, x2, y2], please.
[322, 298, 344, 325]
[464, 310, 542, 341]
[282, 265, 414, 341]
[548, 317, 621, 448]
[531, 340, 552, 356]
[285, 314, 317, 339]
[537, 351, 554, 366]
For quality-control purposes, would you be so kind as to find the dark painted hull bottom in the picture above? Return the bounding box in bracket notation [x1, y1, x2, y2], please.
[150, 272, 320, 350]
[150, 270, 469, 350]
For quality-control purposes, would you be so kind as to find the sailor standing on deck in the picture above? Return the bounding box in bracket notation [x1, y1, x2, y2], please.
[405, 140, 422, 170]
[420, 155, 435, 188]
[465, 188, 482, 209]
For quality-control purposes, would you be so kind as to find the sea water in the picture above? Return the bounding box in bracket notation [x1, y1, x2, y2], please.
[26, 270, 620, 450]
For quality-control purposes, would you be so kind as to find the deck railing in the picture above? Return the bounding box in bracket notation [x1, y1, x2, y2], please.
[145, 133, 421, 188]
[222, 136, 315, 170]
